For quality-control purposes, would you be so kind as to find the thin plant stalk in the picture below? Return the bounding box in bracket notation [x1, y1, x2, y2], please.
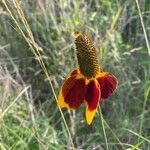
[98, 105, 109, 150]
[135, 0, 150, 56]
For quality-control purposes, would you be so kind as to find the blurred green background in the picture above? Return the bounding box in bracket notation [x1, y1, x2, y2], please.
[0, 0, 149, 150]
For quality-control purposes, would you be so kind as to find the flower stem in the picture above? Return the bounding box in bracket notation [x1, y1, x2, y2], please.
[98, 105, 109, 150]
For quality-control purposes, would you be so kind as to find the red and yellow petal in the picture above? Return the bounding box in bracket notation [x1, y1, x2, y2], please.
[97, 72, 118, 99]
[57, 87, 69, 108]
[57, 71, 86, 109]
[85, 80, 101, 125]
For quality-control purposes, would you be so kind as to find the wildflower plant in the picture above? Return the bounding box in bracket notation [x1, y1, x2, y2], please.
[58, 32, 118, 124]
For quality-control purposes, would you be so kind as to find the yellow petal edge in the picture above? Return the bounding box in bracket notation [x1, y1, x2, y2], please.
[57, 88, 69, 108]
[86, 106, 97, 125]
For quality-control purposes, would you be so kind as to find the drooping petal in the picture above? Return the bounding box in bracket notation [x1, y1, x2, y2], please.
[85, 80, 100, 124]
[57, 73, 86, 109]
[97, 73, 118, 99]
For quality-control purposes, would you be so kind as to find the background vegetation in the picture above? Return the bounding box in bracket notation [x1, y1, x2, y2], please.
[0, 0, 149, 149]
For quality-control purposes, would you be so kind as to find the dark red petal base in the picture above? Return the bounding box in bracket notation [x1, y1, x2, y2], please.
[85, 80, 100, 111]
[62, 75, 86, 109]
[97, 74, 118, 99]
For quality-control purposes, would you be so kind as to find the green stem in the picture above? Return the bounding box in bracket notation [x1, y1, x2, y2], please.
[135, 0, 150, 56]
[98, 105, 109, 150]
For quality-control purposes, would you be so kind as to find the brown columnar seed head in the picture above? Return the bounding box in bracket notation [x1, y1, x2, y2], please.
[74, 32, 99, 78]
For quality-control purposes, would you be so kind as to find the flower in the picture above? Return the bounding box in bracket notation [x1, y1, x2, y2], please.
[57, 32, 118, 125]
